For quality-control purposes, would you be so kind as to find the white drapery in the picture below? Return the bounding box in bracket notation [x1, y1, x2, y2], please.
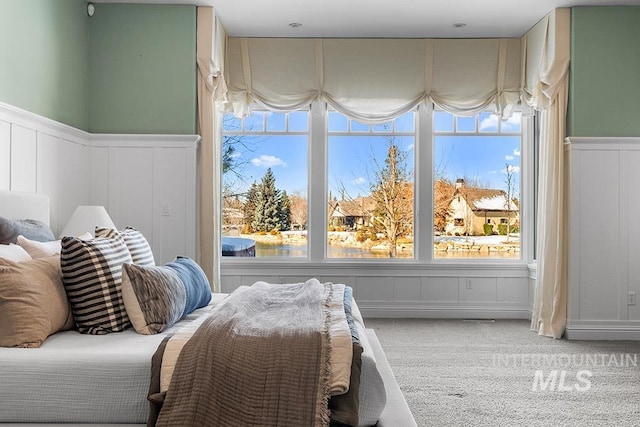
[196, 7, 227, 291]
[523, 9, 571, 338]
[224, 37, 522, 122]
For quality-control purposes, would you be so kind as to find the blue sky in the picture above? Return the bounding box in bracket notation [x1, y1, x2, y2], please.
[223, 111, 521, 199]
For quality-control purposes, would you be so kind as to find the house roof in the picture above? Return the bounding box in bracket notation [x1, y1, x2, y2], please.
[329, 196, 375, 218]
[454, 185, 518, 212]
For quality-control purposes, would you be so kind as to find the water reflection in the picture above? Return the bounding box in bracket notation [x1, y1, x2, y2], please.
[254, 243, 517, 259]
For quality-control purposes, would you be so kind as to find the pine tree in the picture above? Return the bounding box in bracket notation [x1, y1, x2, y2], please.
[252, 168, 282, 232]
[243, 182, 259, 233]
[279, 190, 291, 231]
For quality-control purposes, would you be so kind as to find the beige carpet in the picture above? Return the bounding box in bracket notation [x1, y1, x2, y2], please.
[366, 318, 640, 427]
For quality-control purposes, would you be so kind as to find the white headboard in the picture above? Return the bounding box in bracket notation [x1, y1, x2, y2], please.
[0, 191, 50, 226]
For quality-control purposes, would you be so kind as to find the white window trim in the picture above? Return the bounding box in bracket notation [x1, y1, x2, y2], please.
[221, 101, 535, 267]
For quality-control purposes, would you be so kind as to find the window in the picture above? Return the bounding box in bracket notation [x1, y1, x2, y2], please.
[327, 111, 415, 259]
[433, 111, 522, 259]
[222, 111, 309, 257]
[221, 105, 529, 263]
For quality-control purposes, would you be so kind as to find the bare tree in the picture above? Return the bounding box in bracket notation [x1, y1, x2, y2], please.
[433, 179, 455, 233]
[289, 192, 308, 230]
[370, 139, 413, 257]
[504, 163, 516, 243]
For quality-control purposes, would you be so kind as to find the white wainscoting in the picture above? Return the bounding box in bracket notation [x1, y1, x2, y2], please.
[90, 135, 198, 264]
[222, 262, 533, 319]
[0, 101, 198, 265]
[565, 137, 640, 340]
[0, 102, 91, 234]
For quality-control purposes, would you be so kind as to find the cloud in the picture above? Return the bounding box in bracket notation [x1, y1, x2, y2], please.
[479, 115, 499, 131]
[488, 170, 499, 174]
[505, 155, 515, 161]
[250, 155, 287, 168]
[405, 143, 415, 152]
[351, 177, 366, 185]
[479, 114, 522, 132]
[513, 148, 521, 156]
[501, 115, 522, 132]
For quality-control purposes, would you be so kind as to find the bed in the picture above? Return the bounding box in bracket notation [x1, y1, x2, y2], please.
[0, 190, 416, 427]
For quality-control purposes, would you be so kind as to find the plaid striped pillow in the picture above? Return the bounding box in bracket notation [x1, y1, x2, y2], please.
[60, 235, 132, 334]
[95, 227, 155, 266]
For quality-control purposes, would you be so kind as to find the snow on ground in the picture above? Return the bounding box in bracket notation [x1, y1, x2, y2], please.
[435, 234, 520, 245]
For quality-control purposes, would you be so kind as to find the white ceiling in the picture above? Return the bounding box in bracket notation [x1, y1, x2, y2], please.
[93, 0, 640, 38]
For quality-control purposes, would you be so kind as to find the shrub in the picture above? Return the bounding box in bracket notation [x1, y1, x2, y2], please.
[483, 223, 494, 236]
[498, 224, 508, 235]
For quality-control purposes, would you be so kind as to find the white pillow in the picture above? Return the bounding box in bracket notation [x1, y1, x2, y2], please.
[0, 244, 33, 262]
[18, 232, 93, 259]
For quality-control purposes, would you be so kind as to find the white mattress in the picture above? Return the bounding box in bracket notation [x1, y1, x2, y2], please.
[0, 295, 386, 425]
[0, 301, 221, 424]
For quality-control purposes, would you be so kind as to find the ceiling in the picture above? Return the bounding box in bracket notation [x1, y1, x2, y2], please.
[93, 0, 640, 38]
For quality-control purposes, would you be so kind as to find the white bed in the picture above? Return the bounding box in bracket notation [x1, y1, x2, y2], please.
[0, 190, 416, 427]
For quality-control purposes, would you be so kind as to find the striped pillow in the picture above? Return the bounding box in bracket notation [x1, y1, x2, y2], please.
[60, 235, 132, 334]
[95, 227, 155, 266]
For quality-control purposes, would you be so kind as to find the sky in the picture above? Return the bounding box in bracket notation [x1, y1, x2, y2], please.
[223, 110, 521, 199]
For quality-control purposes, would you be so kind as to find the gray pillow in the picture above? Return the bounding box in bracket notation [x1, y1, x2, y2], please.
[0, 216, 55, 244]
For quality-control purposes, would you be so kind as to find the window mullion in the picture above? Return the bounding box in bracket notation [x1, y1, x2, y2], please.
[416, 102, 434, 262]
[521, 104, 535, 263]
[308, 101, 327, 262]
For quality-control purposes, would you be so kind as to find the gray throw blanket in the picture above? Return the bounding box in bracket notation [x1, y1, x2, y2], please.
[156, 280, 333, 427]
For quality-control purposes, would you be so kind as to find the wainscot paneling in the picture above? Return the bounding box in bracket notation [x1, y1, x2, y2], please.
[221, 263, 532, 319]
[90, 134, 198, 265]
[0, 101, 91, 233]
[565, 137, 640, 340]
[1, 101, 198, 265]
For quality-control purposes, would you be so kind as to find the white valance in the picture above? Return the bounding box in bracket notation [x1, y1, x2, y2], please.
[225, 37, 522, 122]
[521, 8, 570, 110]
[197, 8, 228, 104]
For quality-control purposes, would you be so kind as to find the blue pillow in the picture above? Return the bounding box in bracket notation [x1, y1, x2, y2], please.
[121, 257, 212, 334]
[165, 257, 212, 317]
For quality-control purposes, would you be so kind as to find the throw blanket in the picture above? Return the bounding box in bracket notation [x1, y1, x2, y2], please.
[155, 279, 334, 427]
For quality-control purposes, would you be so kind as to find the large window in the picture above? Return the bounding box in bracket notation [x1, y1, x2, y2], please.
[433, 111, 522, 259]
[221, 105, 529, 262]
[327, 111, 415, 259]
[222, 111, 309, 257]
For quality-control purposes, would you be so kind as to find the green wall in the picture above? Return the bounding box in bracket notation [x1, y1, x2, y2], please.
[0, 1, 196, 134]
[0, 0, 89, 130]
[88, 3, 196, 134]
[568, 7, 640, 137]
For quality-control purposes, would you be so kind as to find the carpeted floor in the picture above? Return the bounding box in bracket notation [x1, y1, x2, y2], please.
[366, 318, 640, 427]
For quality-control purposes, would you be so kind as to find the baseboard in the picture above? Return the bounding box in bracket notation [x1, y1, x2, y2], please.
[565, 322, 640, 340]
[358, 303, 530, 319]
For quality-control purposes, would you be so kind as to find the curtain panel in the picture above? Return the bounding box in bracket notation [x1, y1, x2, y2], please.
[196, 7, 227, 291]
[523, 8, 571, 339]
[225, 37, 522, 122]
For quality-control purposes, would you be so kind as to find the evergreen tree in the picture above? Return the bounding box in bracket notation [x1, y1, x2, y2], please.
[252, 168, 282, 232]
[279, 190, 291, 231]
[243, 182, 259, 233]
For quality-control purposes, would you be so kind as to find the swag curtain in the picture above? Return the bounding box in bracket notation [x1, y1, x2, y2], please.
[523, 9, 571, 339]
[196, 7, 227, 291]
[224, 37, 522, 122]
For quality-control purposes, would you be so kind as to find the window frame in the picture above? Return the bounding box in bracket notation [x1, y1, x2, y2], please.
[220, 101, 534, 266]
